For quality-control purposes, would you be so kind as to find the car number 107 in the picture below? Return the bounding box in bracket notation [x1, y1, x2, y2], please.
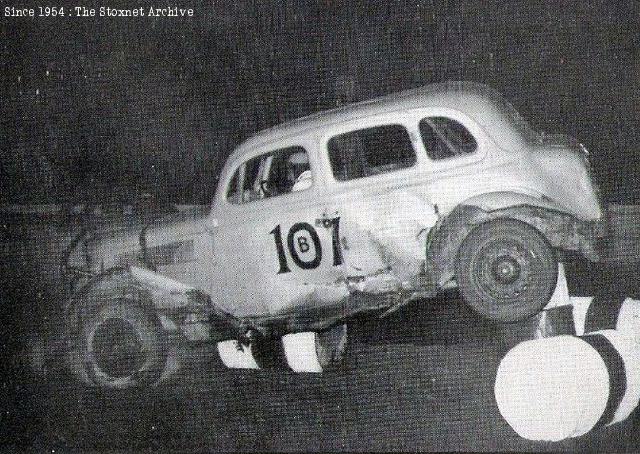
[269, 217, 343, 274]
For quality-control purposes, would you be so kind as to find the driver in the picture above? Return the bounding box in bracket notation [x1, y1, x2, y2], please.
[288, 151, 313, 192]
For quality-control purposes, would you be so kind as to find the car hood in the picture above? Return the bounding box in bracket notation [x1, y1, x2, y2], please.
[66, 206, 209, 275]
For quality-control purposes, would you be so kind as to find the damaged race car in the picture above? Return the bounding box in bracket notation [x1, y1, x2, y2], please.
[59, 81, 605, 389]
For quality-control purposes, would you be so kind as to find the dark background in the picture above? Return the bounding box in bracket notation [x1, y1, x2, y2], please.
[2, 1, 640, 451]
[2, 0, 639, 206]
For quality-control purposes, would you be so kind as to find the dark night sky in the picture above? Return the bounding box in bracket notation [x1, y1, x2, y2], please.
[1, 0, 639, 204]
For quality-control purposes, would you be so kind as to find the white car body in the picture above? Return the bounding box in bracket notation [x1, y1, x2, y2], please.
[68, 81, 604, 338]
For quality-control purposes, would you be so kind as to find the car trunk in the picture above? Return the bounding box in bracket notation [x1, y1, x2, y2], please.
[528, 134, 603, 221]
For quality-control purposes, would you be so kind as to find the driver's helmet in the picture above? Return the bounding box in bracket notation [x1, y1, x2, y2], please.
[287, 151, 312, 192]
[287, 151, 309, 181]
[288, 150, 309, 167]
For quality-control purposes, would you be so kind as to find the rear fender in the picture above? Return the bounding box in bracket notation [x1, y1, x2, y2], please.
[427, 198, 602, 287]
[460, 191, 569, 215]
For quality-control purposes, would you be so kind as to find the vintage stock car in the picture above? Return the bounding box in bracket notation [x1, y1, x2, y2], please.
[61, 81, 605, 389]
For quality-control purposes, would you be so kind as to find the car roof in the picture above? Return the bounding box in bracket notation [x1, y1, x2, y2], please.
[229, 81, 536, 161]
[214, 82, 540, 206]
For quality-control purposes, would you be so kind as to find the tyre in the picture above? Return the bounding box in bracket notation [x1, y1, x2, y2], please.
[315, 324, 348, 369]
[455, 218, 558, 323]
[75, 300, 168, 389]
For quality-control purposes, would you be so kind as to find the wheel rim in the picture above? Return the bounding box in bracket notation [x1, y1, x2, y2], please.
[472, 239, 536, 304]
[91, 318, 146, 379]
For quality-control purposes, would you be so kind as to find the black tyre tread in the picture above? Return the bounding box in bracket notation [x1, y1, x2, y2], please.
[76, 300, 167, 389]
[455, 218, 557, 323]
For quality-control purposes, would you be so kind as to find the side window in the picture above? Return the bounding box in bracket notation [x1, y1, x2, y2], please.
[227, 146, 312, 204]
[419, 117, 478, 160]
[328, 124, 416, 181]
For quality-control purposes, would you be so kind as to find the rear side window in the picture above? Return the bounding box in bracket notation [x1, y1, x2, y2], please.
[328, 124, 416, 181]
[227, 146, 312, 204]
[419, 117, 478, 160]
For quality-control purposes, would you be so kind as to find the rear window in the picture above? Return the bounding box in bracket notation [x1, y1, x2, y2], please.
[419, 117, 478, 160]
[328, 124, 416, 181]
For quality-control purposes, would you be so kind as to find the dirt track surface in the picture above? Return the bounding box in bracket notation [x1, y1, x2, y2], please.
[2, 295, 640, 452]
[1, 216, 639, 451]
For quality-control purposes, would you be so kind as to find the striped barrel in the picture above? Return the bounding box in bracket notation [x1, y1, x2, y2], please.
[216, 332, 325, 372]
[494, 329, 640, 441]
[216, 325, 347, 373]
[542, 262, 640, 338]
[571, 295, 640, 336]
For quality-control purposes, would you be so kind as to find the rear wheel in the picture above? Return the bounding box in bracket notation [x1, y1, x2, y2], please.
[455, 219, 558, 323]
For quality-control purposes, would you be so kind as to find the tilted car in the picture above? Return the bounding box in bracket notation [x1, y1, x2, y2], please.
[61, 81, 605, 389]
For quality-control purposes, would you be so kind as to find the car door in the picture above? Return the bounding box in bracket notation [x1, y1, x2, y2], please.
[210, 141, 347, 319]
[318, 113, 440, 294]
[411, 108, 492, 214]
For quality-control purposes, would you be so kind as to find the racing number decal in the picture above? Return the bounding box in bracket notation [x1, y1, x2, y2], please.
[288, 223, 322, 270]
[269, 217, 343, 274]
[270, 224, 291, 273]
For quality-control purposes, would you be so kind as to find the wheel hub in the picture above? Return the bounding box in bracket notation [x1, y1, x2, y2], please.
[92, 318, 145, 378]
[474, 240, 533, 301]
[491, 256, 522, 285]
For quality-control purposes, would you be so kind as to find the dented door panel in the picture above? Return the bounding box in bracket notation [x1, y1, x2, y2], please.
[213, 195, 347, 318]
[331, 186, 439, 287]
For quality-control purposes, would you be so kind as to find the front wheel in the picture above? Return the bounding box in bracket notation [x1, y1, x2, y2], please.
[455, 219, 558, 323]
[73, 301, 168, 389]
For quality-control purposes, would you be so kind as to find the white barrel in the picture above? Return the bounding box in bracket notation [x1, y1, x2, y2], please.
[217, 334, 318, 371]
[495, 329, 640, 441]
[216, 340, 260, 369]
[217, 331, 338, 373]
[282, 332, 323, 373]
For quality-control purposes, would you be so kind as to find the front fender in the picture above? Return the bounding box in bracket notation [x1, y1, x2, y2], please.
[128, 266, 242, 340]
[64, 265, 242, 343]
